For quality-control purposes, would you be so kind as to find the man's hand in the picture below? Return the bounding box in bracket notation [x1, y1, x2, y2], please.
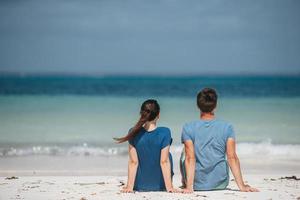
[182, 187, 193, 193]
[240, 184, 259, 192]
[166, 187, 182, 193]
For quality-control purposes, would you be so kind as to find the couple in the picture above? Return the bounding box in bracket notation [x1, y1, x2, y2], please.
[114, 88, 258, 193]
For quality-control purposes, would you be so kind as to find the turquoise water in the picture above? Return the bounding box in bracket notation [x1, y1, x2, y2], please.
[0, 95, 299, 146]
[0, 76, 300, 157]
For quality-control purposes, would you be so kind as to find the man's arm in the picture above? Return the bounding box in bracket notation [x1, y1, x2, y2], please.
[226, 138, 259, 192]
[121, 144, 138, 193]
[183, 140, 196, 193]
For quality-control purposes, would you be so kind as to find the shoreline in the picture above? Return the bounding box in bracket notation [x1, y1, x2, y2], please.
[1, 154, 300, 177]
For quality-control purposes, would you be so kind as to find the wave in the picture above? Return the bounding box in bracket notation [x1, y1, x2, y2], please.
[1, 140, 300, 159]
[172, 140, 300, 160]
[0, 143, 128, 157]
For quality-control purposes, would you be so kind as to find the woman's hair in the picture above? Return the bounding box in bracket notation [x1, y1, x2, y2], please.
[197, 88, 218, 113]
[114, 99, 160, 143]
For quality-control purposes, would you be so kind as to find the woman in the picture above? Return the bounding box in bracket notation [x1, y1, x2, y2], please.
[114, 99, 177, 192]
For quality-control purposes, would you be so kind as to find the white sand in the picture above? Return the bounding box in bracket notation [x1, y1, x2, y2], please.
[1, 154, 300, 199]
[0, 174, 299, 200]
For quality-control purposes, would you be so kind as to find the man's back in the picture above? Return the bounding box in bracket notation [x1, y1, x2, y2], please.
[181, 119, 235, 190]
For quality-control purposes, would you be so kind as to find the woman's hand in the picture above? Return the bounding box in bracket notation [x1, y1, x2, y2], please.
[121, 186, 134, 193]
[240, 184, 259, 192]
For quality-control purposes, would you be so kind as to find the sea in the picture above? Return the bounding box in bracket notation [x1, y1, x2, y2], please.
[0, 75, 300, 162]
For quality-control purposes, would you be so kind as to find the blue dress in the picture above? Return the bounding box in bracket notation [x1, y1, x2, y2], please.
[129, 127, 174, 191]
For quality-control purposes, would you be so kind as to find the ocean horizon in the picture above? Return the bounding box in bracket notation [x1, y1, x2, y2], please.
[1, 74, 300, 97]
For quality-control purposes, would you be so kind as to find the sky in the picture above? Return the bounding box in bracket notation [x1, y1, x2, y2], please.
[0, 0, 299, 75]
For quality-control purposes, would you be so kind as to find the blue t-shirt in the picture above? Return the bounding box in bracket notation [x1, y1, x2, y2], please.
[129, 127, 174, 191]
[181, 119, 235, 190]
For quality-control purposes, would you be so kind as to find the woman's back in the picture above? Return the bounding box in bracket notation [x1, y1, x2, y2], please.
[129, 127, 173, 191]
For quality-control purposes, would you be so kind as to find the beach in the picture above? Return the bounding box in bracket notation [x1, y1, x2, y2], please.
[1, 76, 300, 199]
[1, 154, 300, 200]
[1, 0, 300, 197]
[1, 141, 300, 200]
[1, 148, 300, 200]
[0, 175, 299, 200]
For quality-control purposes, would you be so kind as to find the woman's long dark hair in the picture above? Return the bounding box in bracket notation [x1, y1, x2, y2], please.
[114, 99, 160, 143]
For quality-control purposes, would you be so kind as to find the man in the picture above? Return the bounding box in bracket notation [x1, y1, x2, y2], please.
[180, 88, 258, 193]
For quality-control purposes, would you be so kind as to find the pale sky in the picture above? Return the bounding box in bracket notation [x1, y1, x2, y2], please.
[0, 0, 299, 75]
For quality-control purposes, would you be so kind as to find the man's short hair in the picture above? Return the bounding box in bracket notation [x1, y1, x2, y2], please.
[197, 88, 218, 113]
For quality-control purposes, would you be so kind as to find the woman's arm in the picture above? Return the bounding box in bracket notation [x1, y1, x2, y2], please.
[226, 138, 259, 192]
[183, 140, 196, 193]
[122, 144, 139, 193]
[160, 145, 178, 192]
